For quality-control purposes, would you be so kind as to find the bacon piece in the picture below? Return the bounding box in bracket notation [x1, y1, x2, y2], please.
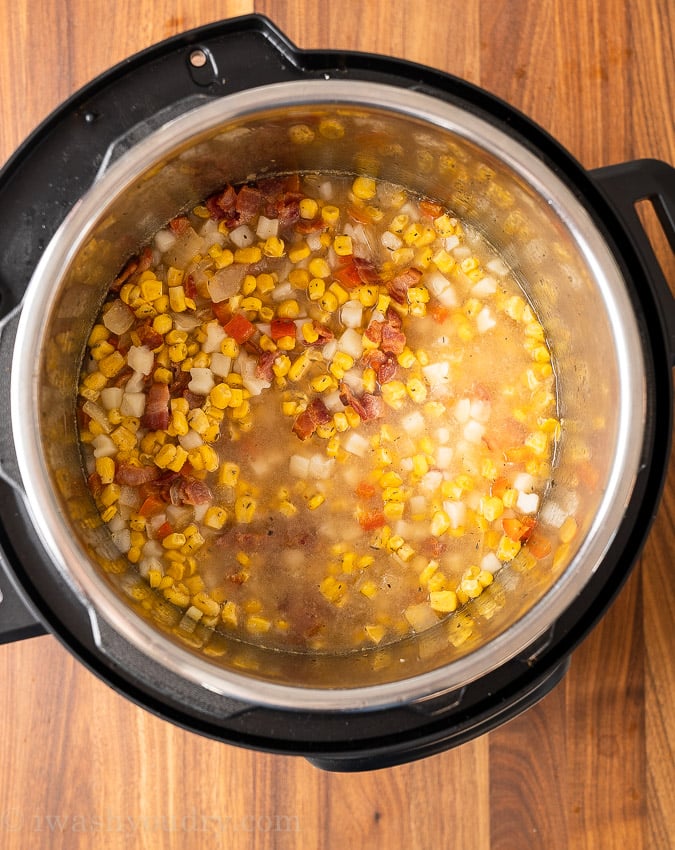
[255, 350, 278, 382]
[338, 383, 384, 422]
[110, 246, 153, 292]
[135, 322, 163, 351]
[275, 192, 302, 229]
[353, 257, 381, 285]
[303, 320, 334, 348]
[141, 382, 170, 430]
[292, 398, 332, 440]
[387, 267, 422, 303]
[205, 184, 237, 221]
[115, 462, 160, 486]
[362, 348, 398, 384]
[380, 321, 406, 355]
[168, 216, 191, 235]
[169, 475, 212, 506]
[363, 318, 383, 346]
[87, 472, 103, 499]
[235, 185, 262, 224]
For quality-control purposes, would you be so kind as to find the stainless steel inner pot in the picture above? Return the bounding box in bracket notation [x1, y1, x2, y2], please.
[10, 80, 646, 710]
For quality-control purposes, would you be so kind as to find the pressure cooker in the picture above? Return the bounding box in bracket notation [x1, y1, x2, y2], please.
[0, 15, 672, 771]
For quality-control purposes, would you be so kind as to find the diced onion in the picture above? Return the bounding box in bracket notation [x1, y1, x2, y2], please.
[463, 419, 485, 444]
[471, 275, 497, 298]
[256, 216, 279, 239]
[127, 345, 154, 375]
[92, 434, 116, 458]
[486, 257, 509, 276]
[400, 411, 425, 435]
[476, 307, 496, 334]
[188, 367, 215, 395]
[125, 371, 145, 394]
[404, 602, 439, 632]
[342, 431, 370, 457]
[102, 299, 134, 334]
[308, 454, 335, 480]
[337, 327, 363, 359]
[178, 430, 203, 451]
[208, 266, 246, 303]
[422, 361, 450, 389]
[481, 552, 502, 573]
[517, 491, 540, 514]
[202, 321, 227, 353]
[154, 229, 176, 253]
[513, 472, 535, 492]
[443, 500, 466, 529]
[289, 454, 310, 478]
[453, 398, 471, 423]
[99, 387, 124, 411]
[340, 300, 363, 329]
[210, 352, 232, 378]
[470, 399, 491, 423]
[435, 446, 454, 469]
[82, 400, 111, 433]
[229, 224, 255, 248]
[381, 230, 403, 251]
[111, 528, 131, 554]
[120, 392, 146, 418]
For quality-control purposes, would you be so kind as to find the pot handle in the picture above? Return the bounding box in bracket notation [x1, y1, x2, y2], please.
[591, 158, 675, 367]
[0, 305, 47, 642]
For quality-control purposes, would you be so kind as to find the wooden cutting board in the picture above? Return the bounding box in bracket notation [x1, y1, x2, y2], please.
[0, 1, 672, 847]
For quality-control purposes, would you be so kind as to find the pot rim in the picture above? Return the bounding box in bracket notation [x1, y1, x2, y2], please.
[10, 79, 646, 710]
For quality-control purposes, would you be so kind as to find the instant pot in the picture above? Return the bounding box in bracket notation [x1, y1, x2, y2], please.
[0, 15, 672, 771]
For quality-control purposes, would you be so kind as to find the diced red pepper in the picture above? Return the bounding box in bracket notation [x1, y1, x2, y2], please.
[355, 481, 376, 500]
[223, 313, 256, 344]
[270, 318, 297, 341]
[420, 199, 444, 218]
[502, 516, 536, 541]
[333, 258, 362, 289]
[156, 521, 173, 540]
[430, 304, 450, 324]
[527, 531, 552, 559]
[138, 495, 166, 517]
[358, 509, 387, 531]
[211, 300, 232, 326]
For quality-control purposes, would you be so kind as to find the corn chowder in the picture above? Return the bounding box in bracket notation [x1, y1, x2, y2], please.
[78, 173, 566, 652]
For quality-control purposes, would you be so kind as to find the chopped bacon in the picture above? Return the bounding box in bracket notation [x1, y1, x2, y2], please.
[295, 217, 325, 234]
[362, 349, 398, 384]
[302, 320, 334, 348]
[135, 322, 164, 351]
[338, 383, 384, 422]
[115, 462, 160, 487]
[255, 350, 278, 382]
[184, 273, 198, 300]
[387, 267, 422, 303]
[170, 475, 212, 506]
[168, 215, 191, 235]
[292, 398, 332, 440]
[235, 185, 262, 224]
[380, 321, 406, 355]
[141, 382, 170, 430]
[353, 257, 381, 285]
[275, 192, 302, 229]
[182, 389, 206, 410]
[364, 318, 383, 346]
[110, 246, 153, 292]
[205, 184, 237, 221]
[87, 472, 103, 499]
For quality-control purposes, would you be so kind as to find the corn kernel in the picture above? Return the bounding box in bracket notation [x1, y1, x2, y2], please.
[288, 242, 310, 264]
[333, 235, 353, 256]
[429, 590, 458, 613]
[352, 176, 377, 200]
[308, 257, 331, 279]
[321, 205, 340, 226]
[95, 456, 115, 485]
[277, 299, 300, 319]
[299, 198, 319, 219]
[328, 282, 349, 305]
[381, 380, 407, 409]
[234, 495, 256, 523]
[431, 510, 451, 537]
[406, 377, 428, 403]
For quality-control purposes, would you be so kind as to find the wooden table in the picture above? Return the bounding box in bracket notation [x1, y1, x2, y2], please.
[0, 2, 672, 848]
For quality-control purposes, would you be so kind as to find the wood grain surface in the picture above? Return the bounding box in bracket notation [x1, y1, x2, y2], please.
[0, 1, 673, 848]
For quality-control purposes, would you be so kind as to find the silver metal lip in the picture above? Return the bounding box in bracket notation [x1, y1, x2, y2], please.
[10, 80, 646, 711]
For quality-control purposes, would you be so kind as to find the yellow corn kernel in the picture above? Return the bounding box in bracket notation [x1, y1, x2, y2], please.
[307, 277, 326, 301]
[98, 351, 125, 378]
[208, 383, 232, 410]
[234, 495, 256, 523]
[168, 342, 187, 362]
[99, 483, 120, 507]
[278, 500, 298, 518]
[411, 453, 429, 477]
[360, 580, 378, 599]
[89, 340, 115, 361]
[110, 426, 137, 452]
[277, 300, 300, 319]
[352, 176, 377, 200]
[299, 198, 319, 219]
[218, 462, 239, 488]
[358, 285, 379, 308]
[381, 380, 407, 409]
[362, 367, 377, 394]
[240, 296, 263, 314]
[525, 431, 548, 456]
[333, 235, 353, 256]
[257, 237, 283, 261]
[166, 267, 184, 288]
[429, 590, 458, 613]
[321, 205, 340, 226]
[140, 277, 163, 302]
[288, 242, 310, 264]
[344, 406, 361, 428]
[330, 351, 354, 377]
[431, 510, 451, 537]
[311, 374, 336, 393]
[306, 492, 325, 511]
[234, 246, 262, 265]
[319, 575, 346, 603]
[83, 371, 107, 393]
[559, 516, 578, 543]
[288, 351, 312, 382]
[308, 257, 331, 279]
[419, 561, 439, 587]
[480, 496, 504, 522]
[240, 274, 257, 296]
[163, 533, 187, 551]
[328, 282, 349, 306]
[497, 534, 522, 562]
[95, 456, 115, 485]
[88, 324, 110, 346]
[406, 377, 428, 404]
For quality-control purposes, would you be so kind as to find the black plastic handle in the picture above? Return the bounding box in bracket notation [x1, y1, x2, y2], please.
[0, 552, 47, 643]
[591, 158, 675, 367]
